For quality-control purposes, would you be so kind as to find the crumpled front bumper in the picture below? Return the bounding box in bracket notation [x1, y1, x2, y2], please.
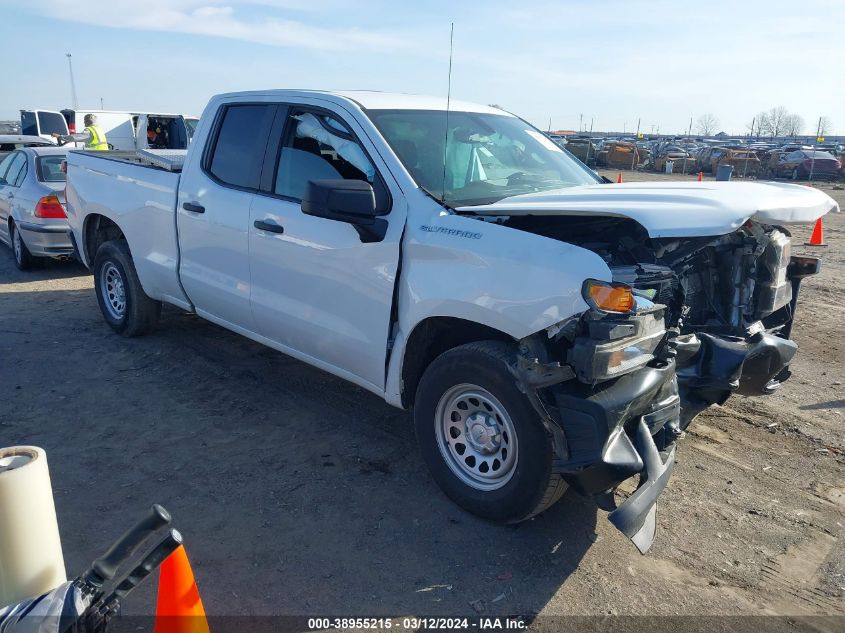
[551, 361, 681, 553]
[606, 418, 676, 553]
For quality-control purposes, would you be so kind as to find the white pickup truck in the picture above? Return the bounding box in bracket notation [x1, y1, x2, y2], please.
[64, 90, 838, 552]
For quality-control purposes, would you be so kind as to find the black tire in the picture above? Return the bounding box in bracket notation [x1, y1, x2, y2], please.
[93, 239, 161, 336]
[10, 222, 39, 271]
[414, 340, 567, 523]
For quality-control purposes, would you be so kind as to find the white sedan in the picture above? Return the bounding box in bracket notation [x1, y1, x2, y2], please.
[0, 146, 73, 270]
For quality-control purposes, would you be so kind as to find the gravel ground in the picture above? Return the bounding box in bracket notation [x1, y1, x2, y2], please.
[0, 171, 843, 624]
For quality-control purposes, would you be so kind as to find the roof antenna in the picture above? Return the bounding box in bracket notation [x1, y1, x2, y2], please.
[440, 22, 454, 203]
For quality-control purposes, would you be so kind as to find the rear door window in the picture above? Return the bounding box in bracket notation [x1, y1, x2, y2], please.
[206, 104, 276, 190]
[37, 111, 68, 136]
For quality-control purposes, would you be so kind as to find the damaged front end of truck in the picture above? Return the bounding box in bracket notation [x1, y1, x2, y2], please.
[511, 280, 682, 553]
[482, 188, 835, 552]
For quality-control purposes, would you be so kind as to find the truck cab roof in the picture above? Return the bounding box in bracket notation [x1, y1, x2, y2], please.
[213, 89, 510, 115]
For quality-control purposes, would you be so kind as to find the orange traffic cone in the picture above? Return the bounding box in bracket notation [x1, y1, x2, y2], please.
[697, 171, 703, 182]
[805, 218, 826, 246]
[154, 545, 210, 633]
[617, 172, 623, 183]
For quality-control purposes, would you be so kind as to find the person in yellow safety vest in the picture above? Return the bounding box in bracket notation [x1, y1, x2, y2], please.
[51, 114, 108, 150]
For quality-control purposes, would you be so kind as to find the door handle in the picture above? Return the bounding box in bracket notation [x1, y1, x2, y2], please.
[182, 201, 205, 214]
[254, 219, 284, 234]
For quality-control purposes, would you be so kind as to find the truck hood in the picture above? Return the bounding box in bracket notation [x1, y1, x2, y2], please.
[455, 181, 840, 238]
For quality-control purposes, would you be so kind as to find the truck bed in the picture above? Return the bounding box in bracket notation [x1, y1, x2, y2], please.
[69, 149, 187, 172]
[64, 149, 192, 310]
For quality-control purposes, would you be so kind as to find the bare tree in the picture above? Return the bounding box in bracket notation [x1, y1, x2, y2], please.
[696, 113, 719, 136]
[783, 113, 804, 137]
[760, 106, 789, 137]
[488, 103, 504, 110]
[753, 111, 771, 137]
[818, 116, 834, 136]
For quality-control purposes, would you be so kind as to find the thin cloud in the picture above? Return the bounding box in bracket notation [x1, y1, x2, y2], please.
[17, 0, 409, 52]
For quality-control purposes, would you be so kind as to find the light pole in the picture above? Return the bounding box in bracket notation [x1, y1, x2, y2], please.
[66, 53, 78, 109]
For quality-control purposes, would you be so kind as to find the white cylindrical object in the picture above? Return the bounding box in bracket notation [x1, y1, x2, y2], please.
[0, 446, 66, 607]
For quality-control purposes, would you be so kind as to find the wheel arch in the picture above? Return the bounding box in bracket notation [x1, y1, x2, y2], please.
[83, 213, 125, 267]
[397, 316, 515, 409]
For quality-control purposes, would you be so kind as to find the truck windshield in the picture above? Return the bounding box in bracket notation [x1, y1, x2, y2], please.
[367, 109, 599, 207]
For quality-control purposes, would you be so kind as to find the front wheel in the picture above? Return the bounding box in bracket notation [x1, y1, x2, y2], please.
[414, 341, 567, 523]
[93, 239, 161, 336]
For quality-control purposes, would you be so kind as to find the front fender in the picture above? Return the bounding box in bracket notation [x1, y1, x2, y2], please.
[384, 212, 611, 407]
[399, 212, 611, 339]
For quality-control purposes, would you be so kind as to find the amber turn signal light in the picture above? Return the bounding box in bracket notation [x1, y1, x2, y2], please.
[582, 279, 635, 314]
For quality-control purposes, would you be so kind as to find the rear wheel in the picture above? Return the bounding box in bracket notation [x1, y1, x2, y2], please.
[93, 239, 161, 336]
[414, 341, 567, 523]
[10, 222, 38, 271]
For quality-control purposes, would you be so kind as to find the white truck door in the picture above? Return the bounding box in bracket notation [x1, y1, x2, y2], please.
[248, 104, 406, 392]
[176, 103, 278, 332]
[135, 114, 148, 149]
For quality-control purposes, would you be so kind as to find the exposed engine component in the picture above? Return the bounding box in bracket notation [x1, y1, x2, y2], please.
[504, 215, 795, 338]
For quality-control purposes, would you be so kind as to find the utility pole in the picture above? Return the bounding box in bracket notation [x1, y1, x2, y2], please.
[579, 113, 583, 133]
[66, 53, 78, 110]
[809, 116, 822, 182]
[100, 97, 104, 110]
[687, 117, 693, 138]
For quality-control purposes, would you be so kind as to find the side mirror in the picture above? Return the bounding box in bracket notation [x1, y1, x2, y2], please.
[301, 179, 386, 242]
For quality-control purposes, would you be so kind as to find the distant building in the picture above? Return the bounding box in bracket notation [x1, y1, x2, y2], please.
[714, 131, 729, 138]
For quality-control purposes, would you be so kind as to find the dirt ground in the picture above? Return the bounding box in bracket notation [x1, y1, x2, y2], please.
[1, 170, 843, 625]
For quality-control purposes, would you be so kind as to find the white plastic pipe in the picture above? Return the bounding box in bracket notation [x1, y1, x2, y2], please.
[0, 447, 66, 607]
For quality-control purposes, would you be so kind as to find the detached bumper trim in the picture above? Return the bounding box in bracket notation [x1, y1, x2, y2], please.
[607, 417, 676, 554]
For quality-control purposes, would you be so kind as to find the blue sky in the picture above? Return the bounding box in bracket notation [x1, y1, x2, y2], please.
[2, 0, 842, 135]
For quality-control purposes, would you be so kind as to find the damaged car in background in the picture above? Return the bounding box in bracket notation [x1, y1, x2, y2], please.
[63, 91, 839, 553]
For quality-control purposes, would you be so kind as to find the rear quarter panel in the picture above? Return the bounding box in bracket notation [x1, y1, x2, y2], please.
[65, 152, 191, 308]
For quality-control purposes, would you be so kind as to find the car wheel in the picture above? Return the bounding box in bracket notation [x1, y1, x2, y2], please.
[93, 239, 161, 336]
[414, 340, 567, 523]
[10, 222, 38, 271]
